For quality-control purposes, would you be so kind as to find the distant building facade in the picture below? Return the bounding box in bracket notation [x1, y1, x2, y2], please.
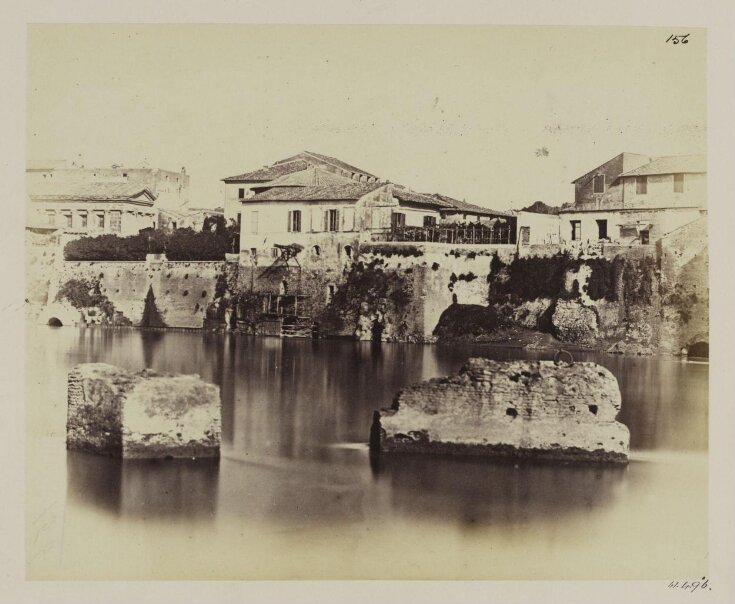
[28, 182, 158, 236]
[559, 153, 706, 245]
[27, 161, 191, 237]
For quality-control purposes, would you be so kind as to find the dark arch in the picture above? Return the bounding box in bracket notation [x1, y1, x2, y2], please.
[47, 317, 63, 327]
[688, 341, 709, 359]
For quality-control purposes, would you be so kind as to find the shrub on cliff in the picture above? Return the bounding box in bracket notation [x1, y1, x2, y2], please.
[488, 252, 581, 303]
[56, 278, 116, 319]
[320, 259, 412, 333]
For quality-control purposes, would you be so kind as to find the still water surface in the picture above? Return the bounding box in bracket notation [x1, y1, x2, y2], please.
[26, 327, 708, 579]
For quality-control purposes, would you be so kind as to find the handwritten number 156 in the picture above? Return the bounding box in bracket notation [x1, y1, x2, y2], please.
[666, 34, 690, 44]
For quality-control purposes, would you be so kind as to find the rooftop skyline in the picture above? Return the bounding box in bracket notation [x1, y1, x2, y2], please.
[28, 25, 706, 210]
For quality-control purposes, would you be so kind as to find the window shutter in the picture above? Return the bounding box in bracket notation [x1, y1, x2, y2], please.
[287, 210, 292, 232]
[335, 209, 340, 232]
[323, 209, 329, 232]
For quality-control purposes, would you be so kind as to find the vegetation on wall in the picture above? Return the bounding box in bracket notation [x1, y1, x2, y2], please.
[360, 244, 423, 258]
[320, 259, 412, 333]
[64, 218, 240, 261]
[487, 252, 582, 303]
[55, 278, 116, 319]
[660, 282, 699, 324]
[487, 252, 654, 305]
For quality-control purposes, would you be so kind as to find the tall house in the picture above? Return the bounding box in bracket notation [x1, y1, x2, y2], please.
[221, 151, 381, 224]
[559, 153, 706, 244]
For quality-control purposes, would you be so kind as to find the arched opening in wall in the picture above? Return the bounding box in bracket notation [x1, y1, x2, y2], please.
[344, 245, 352, 259]
[688, 341, 709, 359]
[47, 317, 63, 327]
[312, 245, 321, 257]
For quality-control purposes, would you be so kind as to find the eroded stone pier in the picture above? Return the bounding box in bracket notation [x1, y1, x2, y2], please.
[67, 363, 221, 458]
[373, 358, 630, 463]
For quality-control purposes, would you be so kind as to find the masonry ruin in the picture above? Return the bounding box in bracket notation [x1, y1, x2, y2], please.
[372, 358, 630, 463]
[67, 363, 221, 459]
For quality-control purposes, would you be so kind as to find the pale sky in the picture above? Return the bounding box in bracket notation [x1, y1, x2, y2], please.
[27, 25, 706, 210]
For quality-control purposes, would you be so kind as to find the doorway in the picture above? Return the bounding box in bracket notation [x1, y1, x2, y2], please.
[596, 219, 608, 240]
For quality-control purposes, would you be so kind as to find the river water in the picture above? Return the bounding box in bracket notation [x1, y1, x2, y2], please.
[26, 326, 708, 580]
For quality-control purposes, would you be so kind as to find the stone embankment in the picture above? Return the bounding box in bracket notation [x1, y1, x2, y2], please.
[67, 363, 221, 458]
[372, 358, 630, 463]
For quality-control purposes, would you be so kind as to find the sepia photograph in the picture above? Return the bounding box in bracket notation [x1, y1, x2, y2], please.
[4, 7, 733, 602]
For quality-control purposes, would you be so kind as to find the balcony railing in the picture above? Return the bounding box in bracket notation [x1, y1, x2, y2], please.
[383, 224, 515, 245]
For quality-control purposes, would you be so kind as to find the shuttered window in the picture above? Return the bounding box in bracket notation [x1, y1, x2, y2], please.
[325, 209, 339, 232]
[287, 210, 302, 232]
[636, 176, 648, 195]
[593, 174, 605, 193]
[343, 208, 355, 231]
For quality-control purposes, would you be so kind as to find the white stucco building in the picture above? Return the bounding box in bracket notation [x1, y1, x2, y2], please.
[559, 153, 706, 245]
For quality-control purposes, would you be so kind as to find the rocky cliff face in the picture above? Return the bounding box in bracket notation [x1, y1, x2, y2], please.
[374, 358, 630, 463]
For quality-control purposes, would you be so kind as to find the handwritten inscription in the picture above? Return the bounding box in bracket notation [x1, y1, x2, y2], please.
[666, 34, 690, 45]
[668, 577, 710, 593]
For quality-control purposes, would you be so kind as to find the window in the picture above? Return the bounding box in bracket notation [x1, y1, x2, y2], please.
[312, 245, 321, 257]
[593, 174, 605, 194]
[249, 211, 259, 234]
[238, 188, 245, 199]
[343, 207, 355, 231]
[95, 212, 105, 229]
[674, 173, 684, 193]
[327, 209, 339, 232]
[109, 211, 121, 233]
[636, 176, 648, 195]
[62, 212, 72, 228]
[640, 229, 650, 245]
[122, 173, 128, 178]
[78, 211, 88, 228]
[344, 245, 352, 258]
[45, 210, 56, 226]
[391, 212, 406, 229]
[596, 219, 608, 239]
[570, 220, 581, 241]
[326, 284, 336, 304]
[288, 210, 302, 232]
[423, 215, 437, 227]
[237, 213, 242, 228]
[519, 226, 530, 245]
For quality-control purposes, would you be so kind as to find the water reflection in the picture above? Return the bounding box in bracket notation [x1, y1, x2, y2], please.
[34, 326, 708, 526]
[67, 450, 219, 520]
[373, 453, 627, 526]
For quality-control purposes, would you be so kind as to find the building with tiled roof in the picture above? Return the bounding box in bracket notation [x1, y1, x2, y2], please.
[221, 151, 381, 222]
[430, 193, 513, 221]
[28, 181, 158, 236]
[559, 152, 706, 245]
